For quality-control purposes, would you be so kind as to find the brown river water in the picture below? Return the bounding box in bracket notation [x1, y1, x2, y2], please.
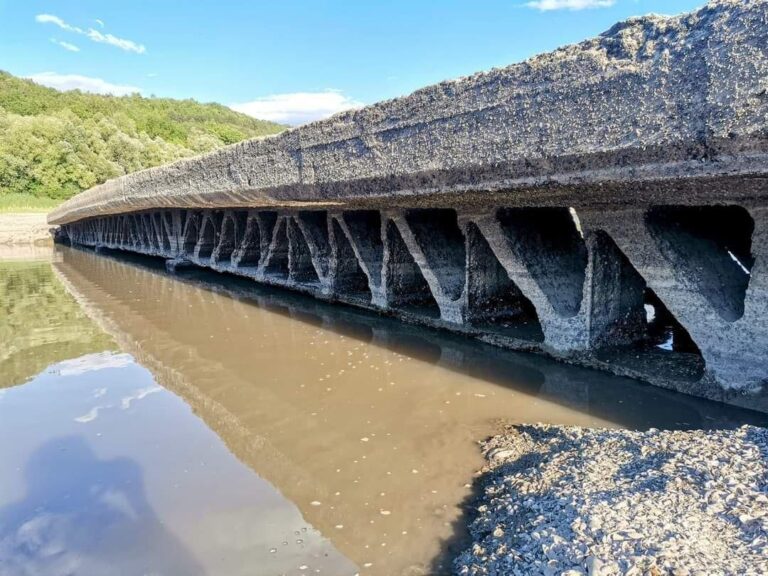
[1, 246, 765, 576]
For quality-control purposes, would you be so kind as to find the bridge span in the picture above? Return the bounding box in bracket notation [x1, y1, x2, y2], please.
[49, 0, 768, 409]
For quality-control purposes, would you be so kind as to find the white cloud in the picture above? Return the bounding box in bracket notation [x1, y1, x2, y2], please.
[27, 72, 142, 96]
[525, 0, 615, 10]
[121, 385, 162, 410]
[36, 13, 79, 32]
[54, 352, 135, 375]
[50, 38, 80, 52]
[95, 19, 105, 28]
[74, 405, 108, 423]
[35, 13, 145, 54]
[230, 90, 364, 125]
[85, 28, 145, 54]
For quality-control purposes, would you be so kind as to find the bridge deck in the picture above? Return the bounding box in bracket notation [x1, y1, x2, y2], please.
[49, 0, 768, 226]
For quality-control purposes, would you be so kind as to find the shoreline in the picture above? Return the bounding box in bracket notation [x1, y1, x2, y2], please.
[0, 213, 54, 246]
[456, 424, 768, 575]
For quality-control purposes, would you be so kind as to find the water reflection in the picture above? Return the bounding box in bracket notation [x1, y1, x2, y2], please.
[0, 350, 356, 576]
[0, 260, 114, 389]
[0, 436, 203, 576]
[42, 246, 766, 575]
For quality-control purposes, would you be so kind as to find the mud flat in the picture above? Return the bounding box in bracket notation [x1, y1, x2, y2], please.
[0, 213, 54, 245]
[456, 425, 768, 576]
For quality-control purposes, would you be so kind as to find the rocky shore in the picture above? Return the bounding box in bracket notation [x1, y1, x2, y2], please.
[455, 425, 768, 576]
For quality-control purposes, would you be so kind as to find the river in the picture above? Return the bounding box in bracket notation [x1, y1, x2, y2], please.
[1, 246, 765, 576]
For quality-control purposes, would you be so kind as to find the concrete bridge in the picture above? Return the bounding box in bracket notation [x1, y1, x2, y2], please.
[49, 0, 768, 409]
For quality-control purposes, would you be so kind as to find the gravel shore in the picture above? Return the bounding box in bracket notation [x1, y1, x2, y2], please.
[455, 425, 768, 576]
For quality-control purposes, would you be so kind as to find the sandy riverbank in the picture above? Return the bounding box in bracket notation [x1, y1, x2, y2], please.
[0, 213, 54, 245]
[456, 424, 768, 575]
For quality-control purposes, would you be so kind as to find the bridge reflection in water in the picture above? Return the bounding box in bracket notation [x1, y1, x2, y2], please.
[52, 246, 768, 574]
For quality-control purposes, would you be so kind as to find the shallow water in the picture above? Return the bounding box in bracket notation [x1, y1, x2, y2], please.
[1, 246, 765, 576]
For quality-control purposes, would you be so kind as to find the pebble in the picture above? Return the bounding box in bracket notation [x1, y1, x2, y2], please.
[454, 424, 768, 576]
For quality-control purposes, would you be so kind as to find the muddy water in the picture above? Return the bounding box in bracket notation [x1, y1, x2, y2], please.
[1, 247, 765, 576]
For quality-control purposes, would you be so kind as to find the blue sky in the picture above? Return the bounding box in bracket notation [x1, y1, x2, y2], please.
[0, 0, 704, 124]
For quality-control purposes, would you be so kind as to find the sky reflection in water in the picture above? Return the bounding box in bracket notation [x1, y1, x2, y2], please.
[0, 351, 354, 576]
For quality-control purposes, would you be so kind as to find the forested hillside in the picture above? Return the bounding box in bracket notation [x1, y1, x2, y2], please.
[0, 71, 285, 209]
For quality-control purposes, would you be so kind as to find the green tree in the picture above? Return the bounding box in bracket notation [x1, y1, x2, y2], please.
[0, 71, 285, 205]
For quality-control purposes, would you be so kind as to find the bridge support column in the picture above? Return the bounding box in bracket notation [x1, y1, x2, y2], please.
[387, 209, 468, 324]
[231, 211, 263, 271]
[331, 211, 386, 308]
[460, 219, 542, 341]
[468, 208, 649, 354]
[584, 206, 768, 392]
[292, 212, 333, 295]
[286, 215, 322, 288]
[170, 210, 186, 256]
[211, 210, 238, 266]
[742, 206, 768, 388]
[470, 209, 590, 352]
[582, 228, 648, 350]
[328, 215, 372, 303]
[260, 215, 290, 281]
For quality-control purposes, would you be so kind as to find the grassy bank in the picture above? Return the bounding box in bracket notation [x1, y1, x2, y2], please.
[0, 193, 62, 213]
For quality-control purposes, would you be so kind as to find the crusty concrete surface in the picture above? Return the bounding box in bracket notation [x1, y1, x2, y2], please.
[0, 213, 54, 245]
[456, 424, 768, 576]
[49, 0, 768, 226]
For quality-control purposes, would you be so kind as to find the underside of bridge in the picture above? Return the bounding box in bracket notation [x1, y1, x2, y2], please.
[57, 200, 768, 411]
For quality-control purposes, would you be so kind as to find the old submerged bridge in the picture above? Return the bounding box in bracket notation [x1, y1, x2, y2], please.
[50, 0, 768, 410]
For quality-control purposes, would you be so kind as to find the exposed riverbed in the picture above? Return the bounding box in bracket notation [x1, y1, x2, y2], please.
[1, 246, 765, 576]
[0, 213, 53, 246]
